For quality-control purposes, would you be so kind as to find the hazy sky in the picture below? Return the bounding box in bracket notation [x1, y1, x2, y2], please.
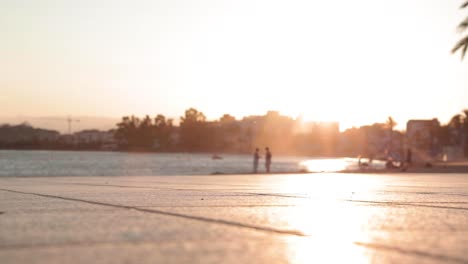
[1, 0, 467, 130]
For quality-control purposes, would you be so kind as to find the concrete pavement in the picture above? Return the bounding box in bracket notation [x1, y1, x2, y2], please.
[1, 173, 468, 263]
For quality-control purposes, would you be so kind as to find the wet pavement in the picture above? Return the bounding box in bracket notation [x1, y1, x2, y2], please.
[1, 173, 468, 263]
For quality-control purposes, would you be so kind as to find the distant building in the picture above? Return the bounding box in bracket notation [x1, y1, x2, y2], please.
[366, 125, 401, 156]
[238, 111, 296, 153]
[292, 120, 339, 155]
[36, 129, 60, 142]
[203, 117, 244, 152]
[58, 134, 74, 145]
[239, 115, 265, 152]
[406, 119, 441, 162]
[74, 130, 114, 145]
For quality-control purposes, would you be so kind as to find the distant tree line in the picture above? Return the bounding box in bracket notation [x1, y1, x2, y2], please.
[112, 108, 371, 156]
[0, 123, 67, 150]
[1, 109, 468, 159]
[114, 108, 243, 152]
[115, 114, 174, 151]
[438, 110, 468, 154]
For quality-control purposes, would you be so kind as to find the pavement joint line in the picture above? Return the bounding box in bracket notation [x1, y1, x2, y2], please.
[135, 205, 299, 208]
[48, 179, 262, 188]
[245, 192, 309, 198]
[344, 199, 468, 211]
[33, 181, 311, 199]
[34, 181, 278, 194]
[0, 188, 306, 237]
[16, 180, 468, 204]
[354, 242, 467, 264]
[379, 190, 468, 198]
[375, 201, 468, 204]
[386, 185, 466, 189]
[44, 181, 468, 207]
[38, 181, 169, 190]
[6, 181, 467, 210]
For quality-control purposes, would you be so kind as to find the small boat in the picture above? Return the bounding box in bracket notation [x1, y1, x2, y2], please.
[211, 154, 223, 160]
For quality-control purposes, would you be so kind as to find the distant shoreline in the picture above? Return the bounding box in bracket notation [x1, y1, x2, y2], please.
[340, 161, 468, 174]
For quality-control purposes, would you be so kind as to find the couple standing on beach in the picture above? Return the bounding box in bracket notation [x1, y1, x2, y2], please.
[253, 147, 272, 173]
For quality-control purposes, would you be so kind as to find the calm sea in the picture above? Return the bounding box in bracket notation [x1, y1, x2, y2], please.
[0, 150, 298, 177]
[0, 150, 383, 177]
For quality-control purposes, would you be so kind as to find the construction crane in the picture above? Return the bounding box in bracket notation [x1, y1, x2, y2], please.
[66, 116, 80, 134]
[37, 116, 81, 134]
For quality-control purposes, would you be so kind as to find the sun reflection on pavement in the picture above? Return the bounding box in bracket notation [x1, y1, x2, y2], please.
[276, 174, 386, 263]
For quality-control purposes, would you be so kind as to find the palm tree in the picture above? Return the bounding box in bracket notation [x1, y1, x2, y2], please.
[463, 110, 468, 156]
[452, 1, 468, 59]
[179, 108, 207, 151]
[386, 116, 397, 131]
[448, 111, 468, 145]
[386, 116, 397, 155]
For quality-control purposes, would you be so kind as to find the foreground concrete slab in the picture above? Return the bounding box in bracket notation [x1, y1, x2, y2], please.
[1, 173, 468, 264]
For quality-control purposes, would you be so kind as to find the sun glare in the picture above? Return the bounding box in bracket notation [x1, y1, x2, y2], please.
[299, 159, 349, 173]
[272, 174, 386, 263]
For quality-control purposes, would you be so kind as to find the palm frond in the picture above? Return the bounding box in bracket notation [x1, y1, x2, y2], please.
[458, 17, 468, 32]
[452, 36, 468, 59]
[463, 109, 468, 118]
[463, 44, 468, 59]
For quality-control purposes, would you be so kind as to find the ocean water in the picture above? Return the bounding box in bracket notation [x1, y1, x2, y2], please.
[0, 150, 385, 177]
[0, 150, 298, 176]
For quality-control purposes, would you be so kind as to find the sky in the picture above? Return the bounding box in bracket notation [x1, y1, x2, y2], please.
[1, 0, 467, 131]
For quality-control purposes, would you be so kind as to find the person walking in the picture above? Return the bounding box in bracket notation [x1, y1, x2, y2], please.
[265, 147, 272, 173]
[253, 148, 260, 173]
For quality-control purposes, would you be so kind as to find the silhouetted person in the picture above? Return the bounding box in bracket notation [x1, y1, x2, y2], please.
[265, 147, 272, 173]
[368, 154, 374, 165]
[406, 148, 412, 165]
[253, 148, 260, 173]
